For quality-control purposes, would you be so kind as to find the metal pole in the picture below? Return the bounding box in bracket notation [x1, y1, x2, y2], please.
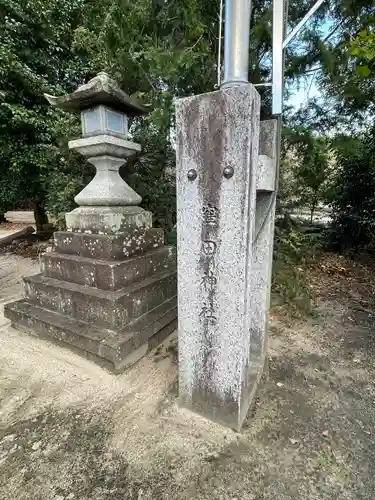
[272, 0, 286, 115]
[217, 0, 224, 87]
[221, 0, 252, 87]
[283, 0, 326, 48]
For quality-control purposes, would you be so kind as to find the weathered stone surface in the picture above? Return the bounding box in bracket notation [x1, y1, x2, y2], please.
[44, 72, 146, 116]
[72, 153, 141, 207]
[4, 296, 177, 373]
[23, 271, 177, 329]
[256, 155, 276, 192]
[5, 72, 176, 373]
[176, 84, 262, 430]
[65, 207, 153, 234]
[54, 228, 163, 259]
[4, 211, 36, 224]
[41, 246, 176, 290]
[68, 135, 141, 159]
[0, 226, 34, 248]
[247, 120, 278, 423]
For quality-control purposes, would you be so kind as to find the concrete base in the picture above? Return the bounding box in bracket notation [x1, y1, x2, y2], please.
[5, 299, 177, 373]
[65, 206, 153, 234]
[4, 215, 177, 372]
[54, 229, 164, 259]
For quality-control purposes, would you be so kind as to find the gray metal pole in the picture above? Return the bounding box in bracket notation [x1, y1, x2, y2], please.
[221, 0, 252, 87]
[272, 0, 286, 115]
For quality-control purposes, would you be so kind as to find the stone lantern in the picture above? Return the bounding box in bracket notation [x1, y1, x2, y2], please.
[5, 73, 177, 373]
[44, 71, 146, 230]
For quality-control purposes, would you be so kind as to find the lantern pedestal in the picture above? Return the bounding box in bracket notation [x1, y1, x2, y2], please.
[4, 73, 177, 372]
[65, 206, 152, 234]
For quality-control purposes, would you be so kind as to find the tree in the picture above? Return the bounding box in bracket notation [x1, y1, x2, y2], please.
[1, 0, 365, 232]
[0, 0, 92, 228]
[281, 123, 331, 223]
[312, 0, 375, 126]
[349, 29, 375, 77]
[329, 130, 375, 252]
[296, 136, 330, 223]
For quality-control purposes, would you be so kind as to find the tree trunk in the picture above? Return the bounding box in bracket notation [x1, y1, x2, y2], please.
[33, 202, 49, 232]
[310, 198, 317, 224]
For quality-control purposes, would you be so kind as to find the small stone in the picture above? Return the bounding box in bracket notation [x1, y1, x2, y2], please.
[1, 434, 16, 443]
[289, 438, 299, 445]
[32, 441, 41, 451]
[321, 430, 329, 438]
[205, 451, 220, 462]
[276, 382, 284, 387]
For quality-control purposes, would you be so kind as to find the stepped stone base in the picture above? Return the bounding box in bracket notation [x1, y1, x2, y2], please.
[5, 298, 177, 373]
[4, 215, 177, 372]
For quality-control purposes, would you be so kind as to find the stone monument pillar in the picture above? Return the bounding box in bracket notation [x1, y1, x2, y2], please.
[176, 85, 277, 430]
[5, 73, 177, 372]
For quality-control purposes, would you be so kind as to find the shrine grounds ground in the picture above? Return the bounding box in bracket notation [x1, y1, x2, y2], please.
[1, 251, 375, 499]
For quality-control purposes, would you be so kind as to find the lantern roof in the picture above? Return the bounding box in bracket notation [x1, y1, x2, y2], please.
[44, 72, 146, 116]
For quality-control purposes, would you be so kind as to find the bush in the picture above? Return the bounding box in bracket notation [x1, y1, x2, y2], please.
[272, 217, 325, 315]
[329, 132, 375, 253]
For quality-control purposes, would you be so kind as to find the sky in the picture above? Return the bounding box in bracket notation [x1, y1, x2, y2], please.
[285, 15, 333, 110]
[286, 74, 320, 109]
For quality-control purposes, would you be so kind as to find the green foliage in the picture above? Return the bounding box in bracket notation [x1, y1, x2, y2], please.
[280, 124, 331, 221]
[350, 29, 375, 77]
[295, 136, 330, 222]
[1, 0, 336, 228]
[329, 131, 375, 252]
[272, 218, 324, 315]
[314, 2, 375, 124]
[0, 0, 92, 226]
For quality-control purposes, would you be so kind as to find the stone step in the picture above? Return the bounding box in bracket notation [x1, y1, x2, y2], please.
[54, 228, 164, 260]
[4, 297, 177, 373]
[41, 246, 176, 290]
[23, 271, 177, 329]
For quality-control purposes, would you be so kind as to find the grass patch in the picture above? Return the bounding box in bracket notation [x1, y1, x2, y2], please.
[272, 217, 326, 316]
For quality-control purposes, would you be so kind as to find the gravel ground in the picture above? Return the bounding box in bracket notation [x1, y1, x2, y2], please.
[0, 252, 374, 499]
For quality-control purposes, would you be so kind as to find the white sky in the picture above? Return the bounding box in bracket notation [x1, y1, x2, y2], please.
[285, 15, 333, 110]
[286, 75, 320, 109]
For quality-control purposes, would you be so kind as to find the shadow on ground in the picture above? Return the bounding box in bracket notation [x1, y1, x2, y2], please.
[1, 253, 375, 499]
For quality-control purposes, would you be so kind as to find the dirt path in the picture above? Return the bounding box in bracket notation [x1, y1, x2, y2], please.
[0, 253, 374, 499]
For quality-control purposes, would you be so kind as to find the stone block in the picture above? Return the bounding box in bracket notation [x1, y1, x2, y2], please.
[23, 271, 177, 329]
[249, 120, 278, 411]
[176, 84, 265, 430]
[256, 155, 276, 192]
[68, 134, 141, 159]
[54, 229, 164, 260]
[65, 206, 152, 234]
[0, 226, 35, 248]
[41, 246, 176, 290]
[5, 297, 177, 373]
